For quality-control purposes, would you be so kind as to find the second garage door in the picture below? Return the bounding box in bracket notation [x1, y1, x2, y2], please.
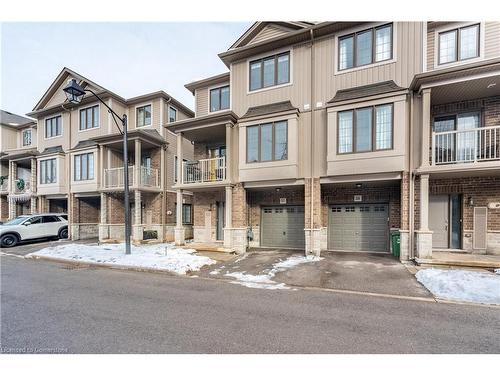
[328, 204, 389, 252]
[261, 206, 305, 249]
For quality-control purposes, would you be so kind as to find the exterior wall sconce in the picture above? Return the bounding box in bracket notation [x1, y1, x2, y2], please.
[467, 196, 474, 206]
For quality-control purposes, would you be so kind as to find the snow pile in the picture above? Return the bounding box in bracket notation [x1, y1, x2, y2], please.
[495, 269, 500, 275]
[416, 268, 500, 305]
[26, 243, 215, 275]
[225, 255, 321, 290]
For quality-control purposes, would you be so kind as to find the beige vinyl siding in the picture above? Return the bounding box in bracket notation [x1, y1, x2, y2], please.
[485, 22, 500, 59]
[427, 27, 435, 70]
[248, 25, 292, 45]
[0, 125, 18, 152]
[164, 130, 194, 189]
[195, 87, 209, 117]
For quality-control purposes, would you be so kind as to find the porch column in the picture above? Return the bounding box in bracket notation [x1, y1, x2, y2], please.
[133, 190, 142, 242]
[304, 177, 323, 257]
[99, 145, 105, 188]
[8, 161, 17, 219]
[223, 185, 233, 249]
[229, 183, 248, 254]
[174, 189, 185, 245]
[416, 174, 433, 258]
[399, 172, 410, 261]
[134, 139, 141, 188]
[99, 192, 108, 241]
[30, 158, 37, 194]
[225, 124, 232, 181]
[421, 88, 432, 168]
[176, 132, 183, 185]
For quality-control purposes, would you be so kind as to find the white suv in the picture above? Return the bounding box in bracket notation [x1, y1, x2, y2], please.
[0, 213, 68, 248]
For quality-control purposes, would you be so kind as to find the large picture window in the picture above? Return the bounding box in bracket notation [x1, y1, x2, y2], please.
[40, 159, 57, 184]
[45, 115, 62, 138]
[246, 121, 288, 163]
[338, 24, 393, 71]
[79, 105, 99, 130]
[337, 104, 393, 154]
[249, 52, 290, 91]
[210, 86, 230, 112]
[74, 153, 94, 181]
[136, 105, 152, 127]
[438, 24, 479, 65]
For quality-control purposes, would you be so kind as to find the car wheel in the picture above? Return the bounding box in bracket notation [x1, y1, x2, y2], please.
[58, 227, 69, 240]
[1, 233, 19, 248]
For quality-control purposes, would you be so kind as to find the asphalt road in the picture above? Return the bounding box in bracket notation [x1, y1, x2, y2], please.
[1, 255, 499, 354]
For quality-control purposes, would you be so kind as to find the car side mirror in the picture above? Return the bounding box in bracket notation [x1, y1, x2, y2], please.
[23, 222, 31, 226]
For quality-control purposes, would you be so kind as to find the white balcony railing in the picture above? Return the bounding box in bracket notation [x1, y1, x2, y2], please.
[0, 179, 8, 192]
[432, 125, 500, 165]
[13, 180, 31, 194]
[104, 166, 160, 189]
[182, 157, 226, 184]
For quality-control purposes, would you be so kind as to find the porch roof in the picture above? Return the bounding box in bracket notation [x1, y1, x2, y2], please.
[90, 128, 167, 147]
[0, 147, 39, 160]
[165, 111, 238, 134]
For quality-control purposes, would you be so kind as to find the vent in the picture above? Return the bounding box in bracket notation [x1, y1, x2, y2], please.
[473, 207, 488, 250]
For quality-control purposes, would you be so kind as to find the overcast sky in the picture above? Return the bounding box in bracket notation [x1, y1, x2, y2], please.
[0, 22, 251, 117]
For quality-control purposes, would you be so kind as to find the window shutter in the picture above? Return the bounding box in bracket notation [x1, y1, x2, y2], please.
[473, 207, 488, 250]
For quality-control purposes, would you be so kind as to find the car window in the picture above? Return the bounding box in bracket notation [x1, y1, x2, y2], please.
[3, 216, 29, 225]
[27, 216, 43, 225]
[42, 216, 60, 223]
[60, 215, 68, 221]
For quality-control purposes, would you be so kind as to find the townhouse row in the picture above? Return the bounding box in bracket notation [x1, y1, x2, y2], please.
[1, 21, 500, 263]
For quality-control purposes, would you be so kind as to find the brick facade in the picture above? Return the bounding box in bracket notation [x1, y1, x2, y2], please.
[231, 183, 247, 227]
[0, 196, 8, 220]
[72, 196, 100, 224]
[48, 199, 68, 213]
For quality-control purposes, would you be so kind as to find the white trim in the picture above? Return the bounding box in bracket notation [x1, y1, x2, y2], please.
[246, 47, 293, 95]
[77, 102, 101, 132]
[134, 102, 154, 128]
[71, 150, 97, 183]
[43, 113, 63, 140]
[422, 22, 428, 72]
[333, 22, 398, 76]
[38, 156, 59, 185]
[207, 82, 231, 114]
[432, 22, 485, 71]
[419, 69, 500, 91]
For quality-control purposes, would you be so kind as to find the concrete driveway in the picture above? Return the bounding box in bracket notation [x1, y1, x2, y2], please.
[200, 250, 431, 298]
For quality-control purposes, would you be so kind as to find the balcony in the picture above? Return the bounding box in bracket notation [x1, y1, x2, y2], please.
[182, 157, 226, 184]
[104, 166, 159, 189]
[0, 178, 8, 193]
[432, 126, 500, 165]
[13, 180, 32, 194]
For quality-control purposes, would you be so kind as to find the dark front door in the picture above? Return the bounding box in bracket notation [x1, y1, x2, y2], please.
[216, 201, 225, 241]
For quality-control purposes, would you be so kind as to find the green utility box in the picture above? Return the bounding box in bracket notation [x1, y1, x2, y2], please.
[390, 231, 400, 258]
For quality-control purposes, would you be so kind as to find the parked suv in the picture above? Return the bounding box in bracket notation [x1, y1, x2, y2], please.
[0, 213, 68, 248]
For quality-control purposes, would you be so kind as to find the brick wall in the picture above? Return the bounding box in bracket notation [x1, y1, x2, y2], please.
[0, 196, 8, 220]
[193, 190, 224, 227]
[108, 193, 125, 224]
[232, 183, 247, 227]
[49, 199, 67, 213]
[73, 196, 99, 223]
[321, 183, 401, 229]
[305, 178, 321, 228]
[142, 192, 162, 225]
[401, 172, 410, 230]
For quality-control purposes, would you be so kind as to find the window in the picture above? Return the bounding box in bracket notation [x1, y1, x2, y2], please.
[136, 105, 152, 127]
[210, 86, 230, 112]
[40, 159, 57, 184]
[246, 121, 288, 163]
[74, 153, 94, 181]
[22, 129, 32, 146]
[182, 204, 192, 224]
[439, 24, 479, 65]
[249, 52, 290, 91]
[337, 104, 393, 154]
[338, 24, 393, 71]
[79, 105, 99, 130]
[45, 115, 62, 138]
[42, 215, 61, 223]
[26, 216, 43, 225]
[168, 106, 177, 123]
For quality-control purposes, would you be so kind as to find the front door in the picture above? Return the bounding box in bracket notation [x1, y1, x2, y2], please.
[216, 201, 225, 241]
[429, 194, 462, 249]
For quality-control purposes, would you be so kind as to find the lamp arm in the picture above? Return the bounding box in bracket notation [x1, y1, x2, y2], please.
[84, 88, 124, 134]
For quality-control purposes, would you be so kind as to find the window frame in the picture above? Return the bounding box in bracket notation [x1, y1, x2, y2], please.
[246, 120, 289, 163]
[336, 103, 394, 155]
[438, 23, 480, 66]
[39, 158, 57, 184]
[44, 115, 62, 139]
[136, 104, 152, 128]
[209, 85, 230, 112]
[79, 104, 100, 131]
[73, 152, 95, 182]
[248, 51, 291, 92]
[182, 203, 192, 225]
[338, 23, 394, 72]
[22, 129, 32, 146]
[433, 111, 483, 132]
[168, 106, 177, 123]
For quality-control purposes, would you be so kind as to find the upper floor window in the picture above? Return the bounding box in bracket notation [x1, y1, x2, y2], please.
[338, 104, 393, 154]
[22, 129, 32, 146]
[210, 86, 230, 112]
[74, 152, 94, 181]
[45, 115, 62, 138]
[168, 106, 177, 123]
[136, 105, 152, 127]
[246, 121, 288, 163]
[438, 24, 479, 65]
[339, 24, 393, 71]
[249, 52, 290, 91]
[40, 158, 57, 184]
[79, 105, 99, 130]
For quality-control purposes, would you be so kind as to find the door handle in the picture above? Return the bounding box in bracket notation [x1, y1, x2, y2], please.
[283, 231, 286, 235]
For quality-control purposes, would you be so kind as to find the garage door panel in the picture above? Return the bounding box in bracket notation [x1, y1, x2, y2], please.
[261, 206, 305, 249]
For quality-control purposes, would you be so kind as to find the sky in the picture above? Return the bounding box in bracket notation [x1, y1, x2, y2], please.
[0, 22, 251, 117]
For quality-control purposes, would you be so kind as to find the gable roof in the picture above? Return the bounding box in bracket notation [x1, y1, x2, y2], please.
[0, 110, 35, 128]
[184, 72, 230, 94]
[229, 22, 315, 50]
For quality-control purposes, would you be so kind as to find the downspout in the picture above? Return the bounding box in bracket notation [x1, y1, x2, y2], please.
[61, 103, 72, 237]
[408, 92, 415, 260]
[309, 29, 315, 241]
[162, 97, 172, 234]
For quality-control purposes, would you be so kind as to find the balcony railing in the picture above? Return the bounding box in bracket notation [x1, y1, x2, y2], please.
[432, 126, 500, 165]
[13, 180, 31, 194]
[103, 166, 160, 189]
[182, 157, 226, 184]
[0, 179, 8, 192]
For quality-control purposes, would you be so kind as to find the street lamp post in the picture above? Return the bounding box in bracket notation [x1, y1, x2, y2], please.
[63, 79, 131, 255]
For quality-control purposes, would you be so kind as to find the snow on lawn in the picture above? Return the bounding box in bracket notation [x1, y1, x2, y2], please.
[224, 255, 321, 290]
[496, 269, 500, 275]
[26, 243, 215, 275]
[416, 268, 500, 305]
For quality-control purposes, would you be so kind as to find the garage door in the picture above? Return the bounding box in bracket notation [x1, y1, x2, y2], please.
[261, 206, 305, 249]
[328, 204, 389, 252]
